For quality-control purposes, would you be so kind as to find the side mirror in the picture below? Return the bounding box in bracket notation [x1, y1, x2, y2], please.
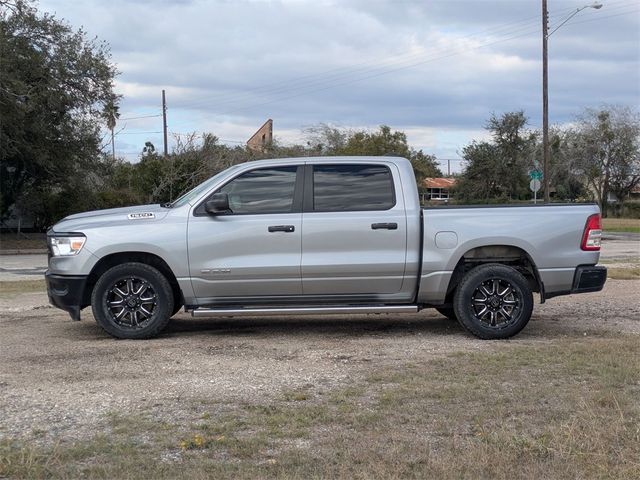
[204, 193, 231, 215]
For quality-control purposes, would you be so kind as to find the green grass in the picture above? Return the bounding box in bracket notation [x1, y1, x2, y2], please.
[2, 336, 639, 479]
[607, 267, 640, 280]
[602, 218, 640, 233]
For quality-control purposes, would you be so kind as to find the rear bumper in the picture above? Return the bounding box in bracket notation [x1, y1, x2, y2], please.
[45, 271, 87, 321]
[544, 265, 607, 300]
[572, 265, 607, 294]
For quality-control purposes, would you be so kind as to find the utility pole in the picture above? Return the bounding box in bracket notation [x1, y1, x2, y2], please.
[162, 89, 168, 157]
[542, 0, 550, 204]
[542, 1, 602, 204]
[447, 159, 451, 176]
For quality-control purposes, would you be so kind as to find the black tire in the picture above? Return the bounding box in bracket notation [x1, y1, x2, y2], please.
[435, 306, 457, 321]
[91, 262, 174, 339]
[453, 263, 533, 340]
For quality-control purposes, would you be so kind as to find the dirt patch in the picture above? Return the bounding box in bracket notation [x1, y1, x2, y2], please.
[0, 279, 638, 449]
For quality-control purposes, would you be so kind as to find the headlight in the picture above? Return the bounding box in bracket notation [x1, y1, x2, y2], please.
[49, 235, 86, 256]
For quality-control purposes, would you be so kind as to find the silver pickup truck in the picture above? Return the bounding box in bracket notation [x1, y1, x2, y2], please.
[45, 156, 606, 340]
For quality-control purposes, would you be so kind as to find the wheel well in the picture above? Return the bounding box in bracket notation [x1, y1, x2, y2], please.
[443, 245, 543, 305]
[82, 252, 183, 309]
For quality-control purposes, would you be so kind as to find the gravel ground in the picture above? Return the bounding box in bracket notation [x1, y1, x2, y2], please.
[0, 278, 638, 446]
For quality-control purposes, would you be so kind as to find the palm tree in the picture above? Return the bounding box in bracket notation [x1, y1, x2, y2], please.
[103, 96, 120, 160]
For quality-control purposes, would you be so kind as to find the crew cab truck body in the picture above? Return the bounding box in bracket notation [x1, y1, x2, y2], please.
[45, 156, 606, 340]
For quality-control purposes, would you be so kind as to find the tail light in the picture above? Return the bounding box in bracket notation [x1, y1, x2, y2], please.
[581, 214, 602, 251]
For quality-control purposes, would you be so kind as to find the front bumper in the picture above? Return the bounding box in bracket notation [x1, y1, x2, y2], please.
[572, 265, 607, 294]
[45, 271, 88, 321]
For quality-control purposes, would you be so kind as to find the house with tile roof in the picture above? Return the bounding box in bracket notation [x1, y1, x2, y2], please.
[421, 177, 457, 204]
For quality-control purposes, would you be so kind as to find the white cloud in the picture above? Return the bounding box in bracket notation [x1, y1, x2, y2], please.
[40, 0, 640, 160]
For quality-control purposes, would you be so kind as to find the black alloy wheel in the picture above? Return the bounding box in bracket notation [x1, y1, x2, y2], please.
[470, 278, 520, 328]
[106, 276, 158, 329]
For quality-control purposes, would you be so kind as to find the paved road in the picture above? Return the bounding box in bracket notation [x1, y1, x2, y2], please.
[0, 254, 48, 281]
[600, 235, 640, 260]
[0, 237, 637, 282]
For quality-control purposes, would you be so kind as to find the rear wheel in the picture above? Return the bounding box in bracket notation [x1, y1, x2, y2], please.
[453, 263, 533, 340]
[91, 262, 173, 339]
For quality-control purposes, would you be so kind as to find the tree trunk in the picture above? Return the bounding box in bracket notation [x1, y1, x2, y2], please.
[111, 128, 115, 161]
[601, 172, 609, 218]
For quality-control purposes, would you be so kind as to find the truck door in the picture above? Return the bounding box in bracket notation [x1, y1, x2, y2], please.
[301, 163, 407, 296]
[188, 165, 303, 301]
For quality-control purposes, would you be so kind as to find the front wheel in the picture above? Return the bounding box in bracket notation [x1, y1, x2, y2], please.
[91, 262, 174, 339]
[453, 264, 533, 340]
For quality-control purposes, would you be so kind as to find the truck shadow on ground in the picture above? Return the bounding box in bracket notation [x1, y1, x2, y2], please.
[161, 314, 465, 339]
[64, 311, 561, 341]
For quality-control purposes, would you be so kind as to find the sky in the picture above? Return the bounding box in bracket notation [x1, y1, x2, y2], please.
[38, 0, 640, 170]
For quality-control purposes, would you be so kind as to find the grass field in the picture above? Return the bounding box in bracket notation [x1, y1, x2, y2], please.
[602, 218, 640, 233]
[2, 336, 638, 479]
[607, 267, 640, 280]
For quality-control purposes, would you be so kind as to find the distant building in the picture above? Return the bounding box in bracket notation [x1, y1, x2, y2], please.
[421, 177, 457, 203]
[246, 119, 273, 152]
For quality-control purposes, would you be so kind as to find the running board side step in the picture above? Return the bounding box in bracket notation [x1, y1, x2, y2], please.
[191, 305, 418, 318]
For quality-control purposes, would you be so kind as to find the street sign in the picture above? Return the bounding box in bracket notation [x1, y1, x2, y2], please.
[530, 178, 541, 204]
[529, 169, 543, 181]
[530, 179, 541, 192]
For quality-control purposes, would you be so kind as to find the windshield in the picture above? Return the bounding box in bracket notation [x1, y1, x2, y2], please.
[170, 166, 242, 208]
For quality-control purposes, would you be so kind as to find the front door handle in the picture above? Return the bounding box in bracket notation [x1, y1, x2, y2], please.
[268, 225, 295, 233]
[371, 223, 398, 230]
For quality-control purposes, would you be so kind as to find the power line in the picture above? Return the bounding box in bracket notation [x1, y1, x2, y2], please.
[168, 13, 586, 128]
[170, 3, 635, 130]
[119, 113, 163, 121]
[167, 26, 540, 131]
[173, 7, 577, 112]
[548, 2, 639, 30]
[169, 131, 246, 144]
[210, 27, 544, 119]
[552, 8, 640, 29]
[117, 1, 637, 141]
[171, 2, 620, 116]
[116, 131, 163, 135]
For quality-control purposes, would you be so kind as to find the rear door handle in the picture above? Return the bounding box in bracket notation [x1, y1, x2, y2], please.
[371, 223, 398, 230]
[268, 225, 295, 233]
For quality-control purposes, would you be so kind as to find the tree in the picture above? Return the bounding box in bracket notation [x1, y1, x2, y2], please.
[304, 124, 441, 183]
[455, 111, 536, 203]
[454, 141, 502, 202]
[540, 128, 587, 201]
[0, 0, 118, 225]
[303, 123, 348, 154]
[565, 106, 640, 217]
[102, 94, 121, 160]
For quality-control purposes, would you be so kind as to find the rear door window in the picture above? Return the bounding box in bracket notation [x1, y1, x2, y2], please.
[312, 164, 395, 212]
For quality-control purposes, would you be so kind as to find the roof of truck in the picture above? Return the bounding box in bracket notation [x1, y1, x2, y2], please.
[243, 155, 411, 166]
